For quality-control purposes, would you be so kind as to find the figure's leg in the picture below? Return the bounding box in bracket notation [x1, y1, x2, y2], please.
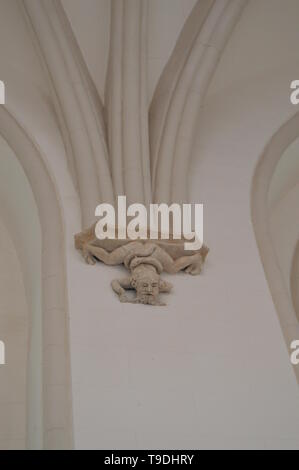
[174, 253, 203, 274]
[157, 247, 202, 275]
[185, 255, 203, 275]
[83, 243, 128, 266]
[82, 241, 151, 266]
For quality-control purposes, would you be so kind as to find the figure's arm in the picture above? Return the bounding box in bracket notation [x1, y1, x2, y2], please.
[111, 277, 132, 303]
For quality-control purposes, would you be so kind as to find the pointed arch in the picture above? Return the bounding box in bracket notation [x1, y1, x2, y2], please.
[251, 111, 299, 383]
[150, 0, 247, 204]
[22, 0, 114, 227]
[0, 106, 73, 449]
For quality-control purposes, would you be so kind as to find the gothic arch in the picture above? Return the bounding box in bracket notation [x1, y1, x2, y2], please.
[150, 0, 247, 204]
[0, 106, 73, 449]
[22, 0, 114, 227]
[251, 111, 299, 381]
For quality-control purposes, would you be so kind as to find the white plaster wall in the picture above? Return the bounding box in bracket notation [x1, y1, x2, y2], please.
[188, 0, 299, 448]
[68, 0, 299, 450]
[0, 217, 28, 450]
[206, 0, 299, 100]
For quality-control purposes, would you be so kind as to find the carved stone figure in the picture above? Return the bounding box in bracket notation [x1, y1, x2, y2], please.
[75, 225, 209, 306]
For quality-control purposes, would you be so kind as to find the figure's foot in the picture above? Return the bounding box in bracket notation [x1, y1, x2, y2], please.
[185, 262, 202, 275]
[83, 249, 96, 265]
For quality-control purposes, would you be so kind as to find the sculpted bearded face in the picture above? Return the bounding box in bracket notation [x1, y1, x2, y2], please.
[131, 267, 162, 305]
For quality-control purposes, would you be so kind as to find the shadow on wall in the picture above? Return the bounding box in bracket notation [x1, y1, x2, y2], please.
[251, 111, 299, 383]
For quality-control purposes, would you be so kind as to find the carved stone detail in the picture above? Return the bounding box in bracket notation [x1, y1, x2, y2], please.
[75, 225, 209, 306]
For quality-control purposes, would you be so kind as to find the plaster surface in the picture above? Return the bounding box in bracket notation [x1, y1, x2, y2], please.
[68, 0, 299, 449]
[0, 0, 299, 450]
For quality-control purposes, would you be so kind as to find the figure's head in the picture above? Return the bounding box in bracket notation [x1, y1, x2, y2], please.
[131, 265, 162, 305]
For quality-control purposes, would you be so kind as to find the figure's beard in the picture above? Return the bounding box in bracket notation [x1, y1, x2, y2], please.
[139, 294, 155, 305]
